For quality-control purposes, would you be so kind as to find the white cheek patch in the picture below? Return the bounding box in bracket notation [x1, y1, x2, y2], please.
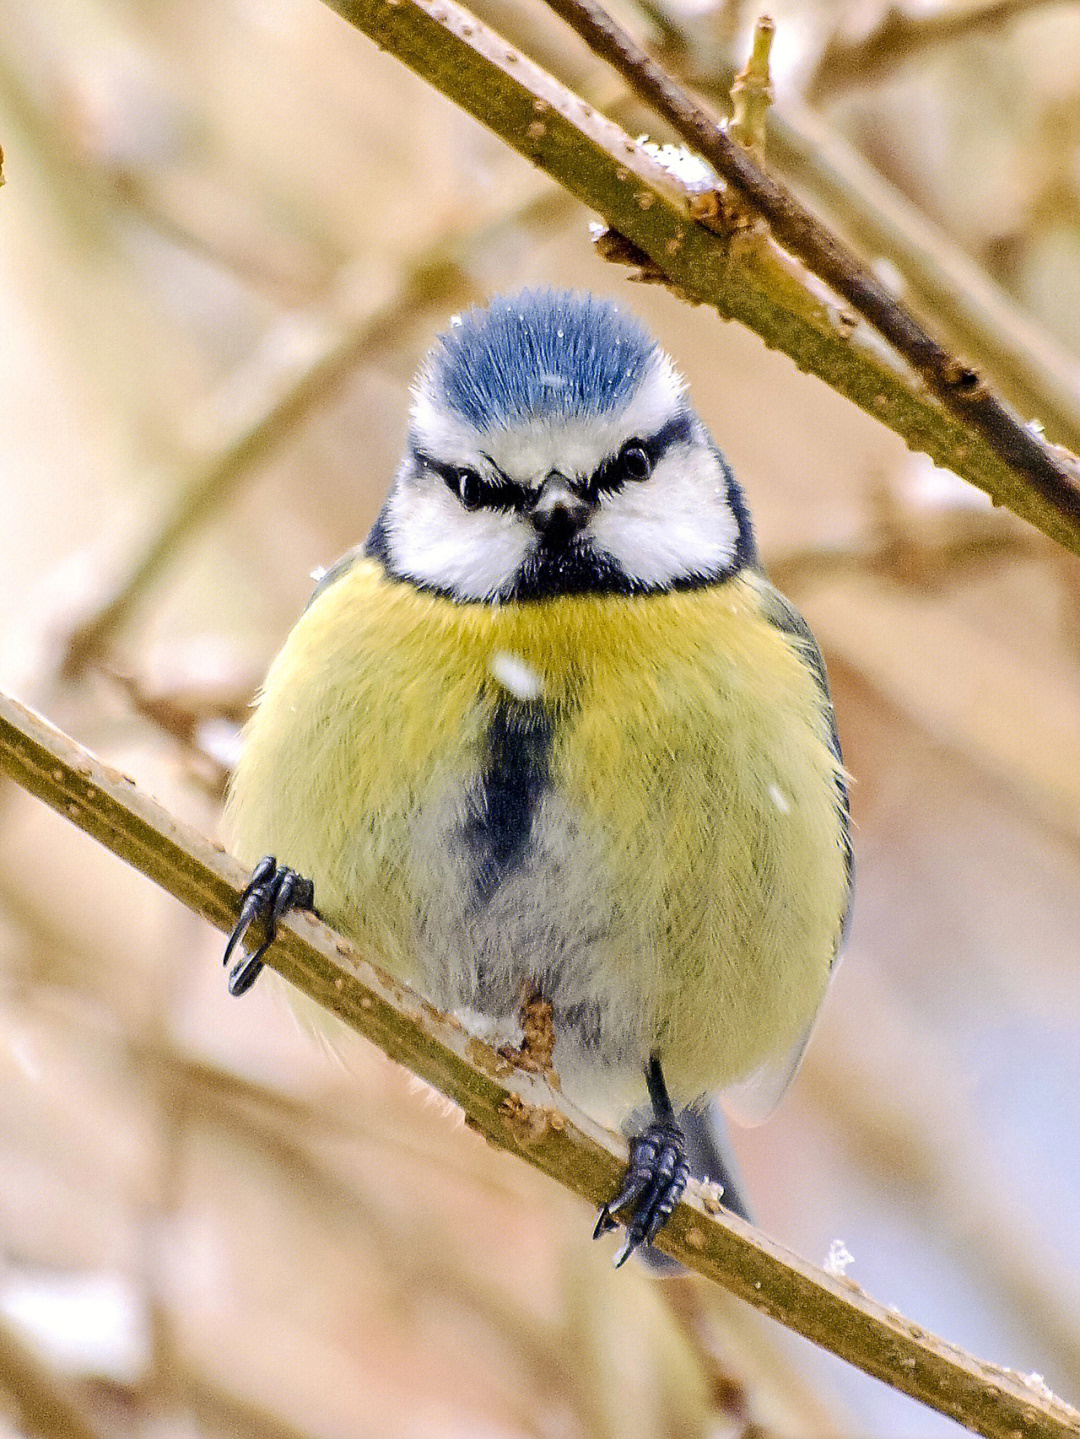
[383, 478, 532, 600]
[588, 443, 739, 586]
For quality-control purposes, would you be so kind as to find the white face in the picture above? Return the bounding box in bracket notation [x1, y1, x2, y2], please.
[378, 352, 744, 601]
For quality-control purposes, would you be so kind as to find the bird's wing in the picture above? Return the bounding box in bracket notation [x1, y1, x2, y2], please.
[719, 574, 854, 1127]
[305, 544, 366, 611]
[721, 1019, 818, 1126]
[750, 570, 854, 955]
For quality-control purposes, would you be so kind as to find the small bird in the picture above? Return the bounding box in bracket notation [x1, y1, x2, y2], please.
[222, 290, 852, 1264]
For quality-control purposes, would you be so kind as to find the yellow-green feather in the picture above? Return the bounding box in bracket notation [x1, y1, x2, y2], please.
[225, 558, 848, 1107]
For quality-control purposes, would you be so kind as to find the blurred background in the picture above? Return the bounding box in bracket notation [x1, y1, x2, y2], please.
[2, 1, 1080, 1435]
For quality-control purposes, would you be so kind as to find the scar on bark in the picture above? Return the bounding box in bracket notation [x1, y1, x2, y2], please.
[499, 990, 560, 1087]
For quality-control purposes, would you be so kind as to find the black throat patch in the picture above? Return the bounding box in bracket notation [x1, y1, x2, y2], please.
[463, 697, 553, 900]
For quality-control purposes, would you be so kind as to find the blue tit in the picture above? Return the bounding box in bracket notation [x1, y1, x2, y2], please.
[222, 289, 852, 1264]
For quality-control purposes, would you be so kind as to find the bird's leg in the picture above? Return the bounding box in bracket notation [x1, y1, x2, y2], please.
[222, 855, 315, 996]
[594, 1053, 690, 1267]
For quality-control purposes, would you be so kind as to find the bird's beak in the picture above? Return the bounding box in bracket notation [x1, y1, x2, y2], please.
[530, 473, 592, 545]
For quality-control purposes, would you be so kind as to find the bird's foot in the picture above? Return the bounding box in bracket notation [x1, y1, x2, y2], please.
[593, 1118, 690, 1267]
[222, 855, 314, 997]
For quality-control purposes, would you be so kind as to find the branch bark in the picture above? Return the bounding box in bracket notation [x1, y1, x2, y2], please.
[539, 0, 1080, 526]
[2, 691, 1079, 1438]
[316, 0, 1080, 559]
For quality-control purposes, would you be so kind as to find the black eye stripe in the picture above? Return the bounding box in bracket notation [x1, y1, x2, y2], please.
[412, 449, 529, 512]
[588, 411, 694, 497]
[411, 410, 694, 511]
[643, 410, 694, 462]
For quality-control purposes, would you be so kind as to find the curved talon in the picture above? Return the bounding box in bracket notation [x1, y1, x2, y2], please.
[595, 1118, 689, 1268]
[222, 855, 278, 972]
[592, 1207, 618, 1240]
[223, 856, 315, 997]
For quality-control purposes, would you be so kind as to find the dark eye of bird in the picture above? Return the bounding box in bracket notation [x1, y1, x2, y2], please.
[619, 440, 651, 481]
[454, 468, 484, 510]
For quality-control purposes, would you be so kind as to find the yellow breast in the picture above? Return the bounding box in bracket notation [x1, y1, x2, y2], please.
[225, 558, 849, 1105]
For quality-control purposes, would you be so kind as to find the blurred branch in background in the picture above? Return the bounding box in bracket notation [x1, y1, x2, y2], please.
[2, 689, 1079, 1439]
[0, 1311, 107, 1439]
[59, 187, 571, 681]
[807, 573, 1080, 839]
[805, 0, 1064, 103]
[768, 491, 1037, 593]
[798, 1024, 1080, 1395]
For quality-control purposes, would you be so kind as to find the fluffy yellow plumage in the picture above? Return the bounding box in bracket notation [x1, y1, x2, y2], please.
[222, 289, 851, 1256]
[225, 556, 848, 1117]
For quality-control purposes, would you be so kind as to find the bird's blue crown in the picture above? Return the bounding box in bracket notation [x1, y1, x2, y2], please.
[421, 289, 660, 432]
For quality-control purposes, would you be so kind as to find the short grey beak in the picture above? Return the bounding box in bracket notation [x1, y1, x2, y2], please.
[530, 474, 591, 544]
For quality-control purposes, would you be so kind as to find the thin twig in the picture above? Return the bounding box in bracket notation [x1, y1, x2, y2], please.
[806, 0, 1062, 104]
[632, 6, 1080, 460]
[2, 691, 1079, 1438]
[315, 1, 1080, 559]
[728, 15, 774, 157]
[538, 0, 1080, 528]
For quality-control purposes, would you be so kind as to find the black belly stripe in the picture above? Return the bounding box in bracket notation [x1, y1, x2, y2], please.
[464, 697, 553, 901]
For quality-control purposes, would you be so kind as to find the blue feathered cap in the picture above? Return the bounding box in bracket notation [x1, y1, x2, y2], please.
[418, 289, 660, 432]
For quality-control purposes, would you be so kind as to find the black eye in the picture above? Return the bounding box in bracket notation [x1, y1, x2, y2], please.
[454, 468, 484, 509]
[619, 440, 651, 481]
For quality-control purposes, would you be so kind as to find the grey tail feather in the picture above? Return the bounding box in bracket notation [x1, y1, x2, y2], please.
[638, 1103, 751, 1274]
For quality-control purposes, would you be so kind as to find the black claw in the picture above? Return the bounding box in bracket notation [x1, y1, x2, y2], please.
[223, 856, 315, 996]
[592, 1207, 618, 1240]
[597, 1120, 689, 1266]
[596, 1056, 690, 1266]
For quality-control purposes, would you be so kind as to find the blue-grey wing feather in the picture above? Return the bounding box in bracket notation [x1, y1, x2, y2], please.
[305, 545, 365, 611]
[753, 575, 854, 956]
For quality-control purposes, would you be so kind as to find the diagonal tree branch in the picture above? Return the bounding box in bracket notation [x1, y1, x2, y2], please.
[757, 96, 1080, 458]
[635, 5, 1080, 463]
[314, 0, 1080, 559]
[537, 0, 1080, 525]
[2, 693, 1080, 1439]
[0, 1310, 108, 1439]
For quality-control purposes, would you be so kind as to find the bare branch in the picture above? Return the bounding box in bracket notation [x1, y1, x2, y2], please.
[760, 99, 1080, 457]
[632, 5, 1080, 463]
[538, 0, 1080, 530]
[314, 0, 1080, 557]
[3, 690, 1080, 1438]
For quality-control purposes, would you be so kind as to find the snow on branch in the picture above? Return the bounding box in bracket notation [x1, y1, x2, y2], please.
[320, 0, 1080, 559]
